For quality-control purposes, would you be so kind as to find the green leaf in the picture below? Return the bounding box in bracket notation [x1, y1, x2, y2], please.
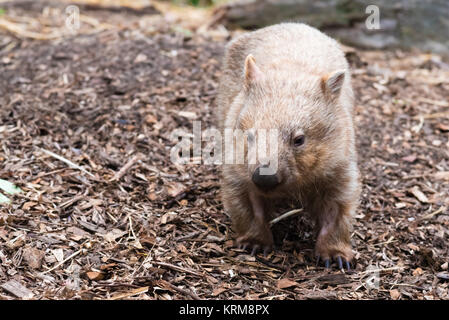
[0, 179, 22, 195]
[0, 8, 5, 16]
[0, 192, 10, 204]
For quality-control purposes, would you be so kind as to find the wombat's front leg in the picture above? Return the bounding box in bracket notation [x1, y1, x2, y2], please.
[311, 199, 354, 270]
[222, 184, 273, 255]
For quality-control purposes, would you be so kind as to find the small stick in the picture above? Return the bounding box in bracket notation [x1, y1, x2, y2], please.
[413, 111, 449, 120]
[269, 208, 303, 226]
[152, 261, 202, 277]
[42, 249, 82, 274]
[109, 154, 142, 182]
[157, 280, 201, 300]
[0, 18, 61, 40]
[255, 256, 288, 271]
[39, 148, 95, 178]
[419, 206, 446, 221]
[109, 286, 149, 300]
[357, 266, 404, 275]
[417, 97, 449, 108]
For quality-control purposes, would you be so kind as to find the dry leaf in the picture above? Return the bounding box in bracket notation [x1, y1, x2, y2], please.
[277, 278, 297, 289]
[100, 263, 117, 271]
[66, 226, 90, 241]
[145, 114, 157, 124]
[148, 192, 157, 201]
[390, 289, 401, 300]
[178, 111, 197, 120]
[395, 202, 407, 209]
[140, 234, 157, 247]
[7, 234, 25, 249]
[166, 182, 186, 198]
[86, 271, 105, 281]
[437, 123, 449, 132]
[410, 186, 429, 203]
[434, 171, 449, 181]
[134, 53, 147, 63]
[22, 201, 37, 210]
[160, 211, 178, 224]
[51, 248, 64, 263]
[401, 155, 416, 163]
[23, 247, 45, 269]
[103, 229, 127, 242]
[407, 243, 420, 251]
[1, 280, 34, 299]
[413, 268, 423, 276]
[212, 286, 227, 296]
[436, 272, 449, 280]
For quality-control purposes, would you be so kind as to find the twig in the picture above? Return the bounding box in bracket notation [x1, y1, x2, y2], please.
[109, 154, 142, 181]
[157, 280, 201, 300]
[370, 237, 397, 247]
[269, 209, 303, 226]
[261, 294, 289, 300]
[357, 266, 405, 275]
[59, 191, 88, 209]
[0, 17, 62, 40]
[255, 256, 288, 271]
[152, 261, 202, 277]
[93, 282, 140, 289]
[39, 148, 95, 178]
[417, 97, 449, 108]
[109, 286, 149, 300]
[418, 206, 446, 221]
[413, 111, 449, 120]
[42, 249, 83, 274]
[386, 282, 423, 290]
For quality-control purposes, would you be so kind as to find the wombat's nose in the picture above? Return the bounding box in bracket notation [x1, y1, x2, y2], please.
[252, 165, 280, 191]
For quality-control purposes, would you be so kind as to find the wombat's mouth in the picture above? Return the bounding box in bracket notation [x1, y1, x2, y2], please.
[254, 187, 280, 197]
[251, 179, 286, 198]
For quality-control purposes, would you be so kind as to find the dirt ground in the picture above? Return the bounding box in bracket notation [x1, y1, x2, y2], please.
[0, 2, 448, 300]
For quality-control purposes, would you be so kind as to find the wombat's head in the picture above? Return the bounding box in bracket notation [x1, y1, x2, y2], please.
[233, 55, 349, 197]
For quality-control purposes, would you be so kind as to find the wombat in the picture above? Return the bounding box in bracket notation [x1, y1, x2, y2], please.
[217, 23, 360, 269]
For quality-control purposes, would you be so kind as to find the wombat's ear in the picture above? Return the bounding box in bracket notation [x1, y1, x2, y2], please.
[322, 69, 345, 96]
[244, 54, 263, 88]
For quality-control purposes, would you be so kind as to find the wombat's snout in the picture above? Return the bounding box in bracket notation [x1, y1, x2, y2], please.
[252, 164, 280, 192]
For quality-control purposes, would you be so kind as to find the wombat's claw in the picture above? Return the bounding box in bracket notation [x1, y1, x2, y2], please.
[251, 245, 260, 256]
[317, 256, 349, 271]
[337, 256, 343, 270]
[237, 241, 272, 257]
[237, 243, 248, 251]
[263, 246, 271, 257]
[335, 256, 351, 271]
[315, 255, 331, 269]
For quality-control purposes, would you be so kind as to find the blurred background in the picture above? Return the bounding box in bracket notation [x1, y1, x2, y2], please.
[0, 0, 448, 56]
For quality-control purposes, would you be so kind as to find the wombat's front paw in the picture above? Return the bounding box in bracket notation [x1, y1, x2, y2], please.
[315, 241, 354, 270]
[236, 231, 273, 257]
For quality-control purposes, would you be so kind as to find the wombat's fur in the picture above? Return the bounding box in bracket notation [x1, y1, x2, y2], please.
[217, 23, 360, 268]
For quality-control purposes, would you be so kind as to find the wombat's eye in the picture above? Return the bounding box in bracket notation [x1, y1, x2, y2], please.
[293, 135, 305, 147]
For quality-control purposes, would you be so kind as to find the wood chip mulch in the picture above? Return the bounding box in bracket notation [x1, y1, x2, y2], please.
[0, 5, 448, 300]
